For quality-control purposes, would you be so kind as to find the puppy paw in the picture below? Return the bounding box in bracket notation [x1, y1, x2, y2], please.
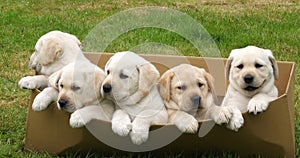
[247, 99, 268, 115]
[227, 107, 244, 131]
[32, 94, 52, 111]
[112, 120, 132, 137]
[19, 76, 39, 89]
[175, 115, 199, 133]
[69, 111, 85, 128]
[130, 129, 149, 145]
[212, 106, 233, 125]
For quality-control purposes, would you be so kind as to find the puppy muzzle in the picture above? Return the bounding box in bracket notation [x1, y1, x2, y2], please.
[243, 74, 254, 84]
[102, 83, 112, 93]
[243, 79, 266, 92]
[191, 95, 202, 108]
[58, 99, 68, 109]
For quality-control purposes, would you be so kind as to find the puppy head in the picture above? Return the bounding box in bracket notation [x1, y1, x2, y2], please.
[49, 62, 105, 113]
[29, 30, 82, 75]
[226, 46, 279, 97]
[158, 64, 216, 115]
[101, 51, 159, 103]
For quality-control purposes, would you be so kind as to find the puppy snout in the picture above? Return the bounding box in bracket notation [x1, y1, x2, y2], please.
[58, 99, 68, 108]
[103, 83, 112, 93]
[191, 95, 201, 107]
[244, 74, 254, 84]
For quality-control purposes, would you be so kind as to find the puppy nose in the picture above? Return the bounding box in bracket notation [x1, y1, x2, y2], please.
[58, 99, 68, 108]
[244, 74, 254, 84]
[103, 84, 112, 93]
[191, 95, 201, 107]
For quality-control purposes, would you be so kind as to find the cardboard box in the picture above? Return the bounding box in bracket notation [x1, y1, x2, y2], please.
[25, 53, 295, 157]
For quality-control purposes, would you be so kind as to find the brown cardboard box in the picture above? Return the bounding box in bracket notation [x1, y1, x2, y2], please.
[25, 53, 295, 157]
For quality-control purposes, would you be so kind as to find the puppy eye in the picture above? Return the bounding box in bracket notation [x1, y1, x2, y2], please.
[236, 64, 244, 69]
[255, 63, 263, 68]
[119, 73, 129, 79]
[198, 82, 203, 88]
[176, 85, 186, 91]
[60, 84, 64, 88]
[72, 85, 80, 91]
[107, 70, 110, 75]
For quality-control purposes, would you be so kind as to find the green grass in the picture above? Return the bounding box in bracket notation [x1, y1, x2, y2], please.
[0, 0, 299, 157]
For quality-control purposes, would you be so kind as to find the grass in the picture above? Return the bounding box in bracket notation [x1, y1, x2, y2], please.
[0, 0, 299, 157]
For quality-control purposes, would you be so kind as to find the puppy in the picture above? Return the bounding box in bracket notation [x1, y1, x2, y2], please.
[158, 64, 233, 133]
[48, 61, 115, 128]
[222, 46, 279, 130]
[18, 30, 88, 111]
[101, 51, 168, 145]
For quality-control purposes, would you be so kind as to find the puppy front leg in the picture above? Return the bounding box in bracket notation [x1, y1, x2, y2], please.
[32, 87, 58, 111]
[70, 105, 113, 128]
[130, 115, 151, 145]
[130, 109, 168, 145]
[111, 109, 132, 137]
[248, 93, 277, 115]
[208, 105, 233, 125]
[170, 111, 199, 133]
[19, 75, 48, 90]
[220, 88, 246, 131]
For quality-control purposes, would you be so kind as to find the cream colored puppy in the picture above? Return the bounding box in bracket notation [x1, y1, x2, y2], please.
[18, 30, 88, 111]
[49, 61, 115, 128]
[19, 30, 84, 89]
[222, 46, 279, 130]
[101, 51, 168, 145]
[158, 64, 233, 133]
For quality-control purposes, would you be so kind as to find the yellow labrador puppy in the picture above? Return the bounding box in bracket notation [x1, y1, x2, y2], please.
[222, 46, 279, 131]
[101, 51, 168, 145]
[48, 61, 115, 128]
[158, 64, 233, 133]
[18, 30, 88, 111]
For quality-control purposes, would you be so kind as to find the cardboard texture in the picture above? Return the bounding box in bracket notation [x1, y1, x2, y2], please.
[25, 53, 295, 157]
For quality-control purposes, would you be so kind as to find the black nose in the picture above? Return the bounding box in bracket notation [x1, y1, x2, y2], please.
[244, 74, 254, 84]
[103, 84, 112, 93]
[58, 99, 68, 108]
[191, 95, 201, 107]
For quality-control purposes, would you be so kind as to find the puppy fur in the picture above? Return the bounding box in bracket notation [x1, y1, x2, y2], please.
[158, 64, 233, 133]
[49, 60, 115, 128]
[18, 30, 88, 111]
[101, 51, 168, 145]
[19, 30, 86, 89]
[222, 46, 279, 131]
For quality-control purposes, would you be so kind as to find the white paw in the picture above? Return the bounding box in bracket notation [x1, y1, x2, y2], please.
[130, 129, 149, 145]
[227, 107, 244, 131]
[32, 94, 51, 111]
[212, 107, 233, 125]
[19, 76, 39, 89]
[247, 99, 268, 115]
[69, 111, 85, 128]
[175, 115, 199, 133]
[112, 119, 132, 137]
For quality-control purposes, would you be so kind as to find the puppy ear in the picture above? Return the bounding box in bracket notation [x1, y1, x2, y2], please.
[225, 56, 233, 80]
[94, 69, 106, 98]
[226, 49, 238, 80]
[136, 63, 160, 96]
[104, 57, 113, 73]
[265, 49, 279, 80]
[123, 63, 160, 105]
[39, 38, 63, 66]
[204, 71, 218, 102]
[48, 70, 62, 89]
[158, 70, 174, 102]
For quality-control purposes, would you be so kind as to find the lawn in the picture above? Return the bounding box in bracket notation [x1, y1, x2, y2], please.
[0, 0, 299, 157]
